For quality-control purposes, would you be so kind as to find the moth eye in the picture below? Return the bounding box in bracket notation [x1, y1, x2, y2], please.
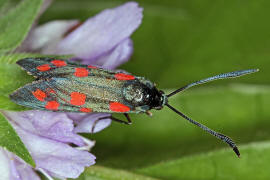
[145, 94, 150, 100]
[123, 83, 147, 106]
[134, 89, 144, 102]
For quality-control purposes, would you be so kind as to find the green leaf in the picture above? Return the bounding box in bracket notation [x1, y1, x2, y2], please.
[90, 85, 270, 169]
[137, 141, 270, 180]
[76, 165, 160, 180]
[0, 112, 35, 167]
[0, 0, 43, 53]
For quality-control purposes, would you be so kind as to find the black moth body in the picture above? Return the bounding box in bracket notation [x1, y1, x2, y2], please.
[10, 57, 259, 157]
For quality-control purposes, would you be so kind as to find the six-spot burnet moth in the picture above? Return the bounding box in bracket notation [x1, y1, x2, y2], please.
[9, 57, 259, 157]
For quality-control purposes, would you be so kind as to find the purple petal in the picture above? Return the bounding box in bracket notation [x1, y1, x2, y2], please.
[4, 111, 84, 146]
[74, 113, 111, 133]
[66, 112, 89, 124]
[85, 38, 133, 69]
[22, 20, 79, 53]
[13, 159, 40, 180]
[12, 124, 96, 179]
[0, 149, 40, 180]
[56, 2, 143, 61]
[0, 149, 17, 180]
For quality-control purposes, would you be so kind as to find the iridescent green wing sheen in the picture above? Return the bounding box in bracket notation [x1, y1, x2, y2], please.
[15, 57, 116, 78]
[10, 57, 140, 113]
[10, 77, 136, 113]
[51, 76, 136, 113]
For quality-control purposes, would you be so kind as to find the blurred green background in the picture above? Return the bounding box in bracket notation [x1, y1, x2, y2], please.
[37, 0, 270, 179]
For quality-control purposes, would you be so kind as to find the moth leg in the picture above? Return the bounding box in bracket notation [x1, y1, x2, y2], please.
[91, 114, 132, 133]
[111, 114, 132, 125]
[124, 113, 132, 124]
[91, 116, 111, 133]
[146, 111, 153, 116]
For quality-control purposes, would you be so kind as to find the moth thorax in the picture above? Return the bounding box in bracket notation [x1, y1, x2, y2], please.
[122, 83, 147, 105]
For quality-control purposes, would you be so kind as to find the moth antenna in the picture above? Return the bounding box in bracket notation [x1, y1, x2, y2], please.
[166, 103, 240, 157]
[167, 69, 259, 97]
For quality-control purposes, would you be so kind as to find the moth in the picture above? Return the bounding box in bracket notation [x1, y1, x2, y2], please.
[10, 57, 258, 157]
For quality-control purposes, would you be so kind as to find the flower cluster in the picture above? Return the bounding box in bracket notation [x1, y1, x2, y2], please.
[1, 1, 143, 179]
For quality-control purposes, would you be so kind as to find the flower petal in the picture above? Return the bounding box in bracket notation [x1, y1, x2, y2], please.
[0, 149, 40, 180]
[13, 159, 40, 180]
[0, 149, 15, 180]
[4, 111, 84, 146]
[22, 20, 79, 53]
[74, 113, 111, 133]
[12, 123, 96, 179]
[66, 112, 89, 124]
[86, 38, 133, 69]
[56, 2, 142, 61]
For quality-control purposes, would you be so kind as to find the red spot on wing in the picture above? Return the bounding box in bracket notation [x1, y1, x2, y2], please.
[80, 107, 92, 113]
[37, 64, 50, 72]
[32, 89, 46, 101]
[45, 101, 59, 110]
[88, 65, 97, 69]
[70, 92, 86, 106]
[115, 73, 135, 80]
[109, 102, 130, 112]
[74, 68, 88, 77]
[51, 60, 67, 67]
